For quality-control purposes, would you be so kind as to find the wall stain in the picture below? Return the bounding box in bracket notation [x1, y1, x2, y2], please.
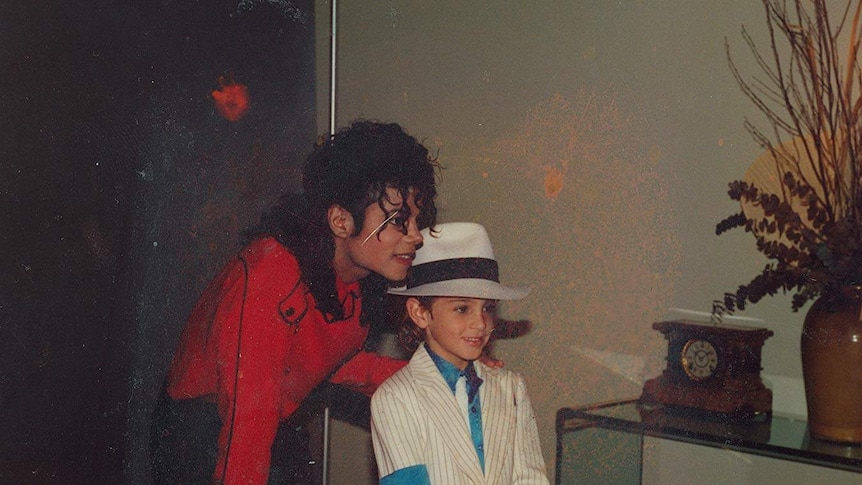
[472, 89, 682, 417]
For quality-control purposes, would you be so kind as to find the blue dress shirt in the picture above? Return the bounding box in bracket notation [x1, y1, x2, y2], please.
[426, 344, 485, 471]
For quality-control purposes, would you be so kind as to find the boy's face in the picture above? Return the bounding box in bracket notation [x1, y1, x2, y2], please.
[339, 187, 424, 283]
[408, 297, 497, 370]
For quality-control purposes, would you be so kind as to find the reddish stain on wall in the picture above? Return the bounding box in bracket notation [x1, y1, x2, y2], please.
[212, 77, 250, 122]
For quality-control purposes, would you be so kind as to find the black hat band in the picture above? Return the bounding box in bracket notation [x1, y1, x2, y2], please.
[405, 257, 499, 288]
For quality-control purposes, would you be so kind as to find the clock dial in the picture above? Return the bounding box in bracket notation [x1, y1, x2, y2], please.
[681, 339, 718, 381]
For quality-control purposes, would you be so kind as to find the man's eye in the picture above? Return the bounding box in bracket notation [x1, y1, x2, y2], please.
[483, 304, 497, 314]
[455, 306, 469, 313]
[388, 214, 407, 227]
[387, 212, 409, 234]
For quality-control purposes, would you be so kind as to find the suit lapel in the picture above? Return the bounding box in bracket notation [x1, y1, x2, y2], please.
[477, 363, 512, 485]
[411, 348, 485, 484]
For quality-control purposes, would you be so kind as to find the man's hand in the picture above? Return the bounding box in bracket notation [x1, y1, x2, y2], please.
[479, 353, 504, 368]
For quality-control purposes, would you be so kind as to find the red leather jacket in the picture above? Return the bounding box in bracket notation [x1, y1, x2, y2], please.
[166, 237, 405, 484]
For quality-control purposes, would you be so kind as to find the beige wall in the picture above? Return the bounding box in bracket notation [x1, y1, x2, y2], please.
[318, 1, 810, 482]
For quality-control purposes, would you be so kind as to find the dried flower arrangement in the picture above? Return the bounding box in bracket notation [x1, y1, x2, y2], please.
[715, 0, 862, 317]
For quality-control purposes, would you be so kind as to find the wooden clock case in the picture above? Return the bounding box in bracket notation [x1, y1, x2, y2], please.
[641, 320, 774, 418]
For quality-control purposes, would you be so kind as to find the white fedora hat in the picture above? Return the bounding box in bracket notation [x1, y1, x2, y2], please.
[388, 222, 531, 300]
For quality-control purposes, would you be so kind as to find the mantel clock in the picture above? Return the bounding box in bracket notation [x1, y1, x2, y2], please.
[641, 320, 774, 417]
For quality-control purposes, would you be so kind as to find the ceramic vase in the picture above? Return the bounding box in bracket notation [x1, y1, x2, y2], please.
[801, 286, 862, 443]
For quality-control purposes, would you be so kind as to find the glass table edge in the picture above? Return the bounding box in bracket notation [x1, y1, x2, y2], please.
[555, 399, 862, 474]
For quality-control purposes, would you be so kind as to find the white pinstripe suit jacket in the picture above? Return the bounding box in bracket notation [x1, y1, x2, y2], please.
[370, 346, 549, 485]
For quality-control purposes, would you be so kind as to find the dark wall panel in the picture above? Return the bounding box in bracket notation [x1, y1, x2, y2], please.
[1, 1, 316, 483]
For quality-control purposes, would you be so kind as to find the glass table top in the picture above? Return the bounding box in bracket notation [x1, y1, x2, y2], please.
[557, 399, 862, 473]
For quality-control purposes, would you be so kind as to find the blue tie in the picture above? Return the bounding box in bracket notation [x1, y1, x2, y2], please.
[464, 364, 483, 403]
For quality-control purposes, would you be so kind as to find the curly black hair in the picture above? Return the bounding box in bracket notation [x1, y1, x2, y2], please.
[246, 120, 440, 327]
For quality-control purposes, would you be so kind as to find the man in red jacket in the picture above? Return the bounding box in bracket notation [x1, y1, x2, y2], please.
[151, 120, 440, 485]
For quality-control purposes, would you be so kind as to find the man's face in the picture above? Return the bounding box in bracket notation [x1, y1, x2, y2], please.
[339, 187, 424, 283]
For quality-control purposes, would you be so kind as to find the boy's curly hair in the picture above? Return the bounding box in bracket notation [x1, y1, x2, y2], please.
[247, 120, 440, 327]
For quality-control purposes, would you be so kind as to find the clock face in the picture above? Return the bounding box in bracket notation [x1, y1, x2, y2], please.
[681, 339, 718, 381]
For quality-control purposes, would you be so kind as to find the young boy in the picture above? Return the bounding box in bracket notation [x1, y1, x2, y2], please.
[371, 222, 550, 485]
